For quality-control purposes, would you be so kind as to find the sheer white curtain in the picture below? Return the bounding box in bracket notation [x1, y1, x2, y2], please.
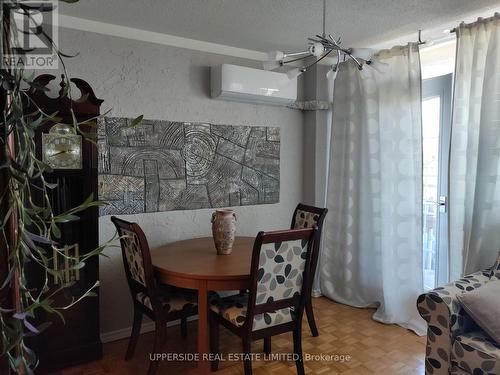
[321, 44, 426, 335]
[449, 16, 500, 278]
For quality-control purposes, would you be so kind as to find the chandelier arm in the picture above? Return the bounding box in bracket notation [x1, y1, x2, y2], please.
[303, 48, 334, 71]
[322, 36, 343, 50]
[282, 54, 314, 65]
[328, 34, 342, 45]
[347, 54, 364, 69]
[324, 43, 351, 57]
[322, 41, 362, 68]
[325, 37, 347, 54]
[308, 37, 323, 43]
[328, 38, 340, 48]
[285, 51, 311, 58]
[324, 46, 363, 69]
[334, 49, 341, 70]
[315, 34, 330, 43]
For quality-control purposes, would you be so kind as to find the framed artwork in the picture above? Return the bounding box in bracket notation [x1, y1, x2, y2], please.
[98, 117, 280, 215]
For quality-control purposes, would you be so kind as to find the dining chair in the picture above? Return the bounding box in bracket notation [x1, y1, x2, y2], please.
[209, 227, 318, 375]
[290, 203, 328, 337]
[111, 216, 198, 375]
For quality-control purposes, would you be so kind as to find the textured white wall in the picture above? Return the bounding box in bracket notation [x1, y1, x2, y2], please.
[58, 28, 304, 336]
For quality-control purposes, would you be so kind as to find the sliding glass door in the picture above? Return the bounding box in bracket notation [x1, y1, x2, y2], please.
[422, 73, 453, 290]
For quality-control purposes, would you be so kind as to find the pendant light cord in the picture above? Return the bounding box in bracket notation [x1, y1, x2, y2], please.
[322, 0, 326, 37]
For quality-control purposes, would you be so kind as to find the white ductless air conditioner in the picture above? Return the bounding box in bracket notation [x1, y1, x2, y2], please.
[211, 64, 297, 106]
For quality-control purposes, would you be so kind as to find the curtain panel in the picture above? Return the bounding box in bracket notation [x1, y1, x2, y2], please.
[321, 43, 426, 335]
[449, 16, 500, 278]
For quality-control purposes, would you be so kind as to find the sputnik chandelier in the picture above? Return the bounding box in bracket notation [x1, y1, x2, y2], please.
[263, 0, 388, 80]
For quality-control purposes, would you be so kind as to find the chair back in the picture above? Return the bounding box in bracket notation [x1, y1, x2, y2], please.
[291, 203, 328, 231]
[111, 216, 155, 297]
[291, 204, 328, 290]
[246, 228, 317, 330]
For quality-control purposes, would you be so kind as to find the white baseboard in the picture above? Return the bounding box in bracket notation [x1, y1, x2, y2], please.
[101, 316, 199, 344]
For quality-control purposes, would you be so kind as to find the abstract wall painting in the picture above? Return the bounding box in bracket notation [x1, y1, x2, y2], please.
[97, 117, 280, 216]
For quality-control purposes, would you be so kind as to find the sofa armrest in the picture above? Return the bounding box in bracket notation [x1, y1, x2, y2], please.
[417, 270, 491, 374]
[491, 251, 500, 279]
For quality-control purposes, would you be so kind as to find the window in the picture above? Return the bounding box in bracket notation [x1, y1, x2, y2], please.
[420, 40, 455, 289]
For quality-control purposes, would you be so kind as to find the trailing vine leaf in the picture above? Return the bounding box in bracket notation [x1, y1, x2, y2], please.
[44, 182, 58, 189]
[53, 214, 79, 223]
[51, 223, 61, 239]
[0, 2, 118, 372]
[128, 114, 144, 128]
[1, 267, 15, 290]
[24, 231, 54, 245]
[21, 319, 39, 335]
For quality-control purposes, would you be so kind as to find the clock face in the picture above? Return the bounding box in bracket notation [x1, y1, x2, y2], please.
[42, 133, 82, 170]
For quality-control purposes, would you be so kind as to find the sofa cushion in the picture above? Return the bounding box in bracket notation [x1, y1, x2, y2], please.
[457, 279, 500, 345]
[452, 331, 500, 374]
[417, 270, 492, 375]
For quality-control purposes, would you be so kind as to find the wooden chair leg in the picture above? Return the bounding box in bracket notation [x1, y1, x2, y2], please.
[305, 297, 319, 337]
[293, 328, 305, 375]
[263, 337, 271, 355]
[209, 314, 220, 372]
[125, 306, 143, 360]
[181, 316, 188, 339]
[242, 337, 253, 375]
[147, 318, 166, 375]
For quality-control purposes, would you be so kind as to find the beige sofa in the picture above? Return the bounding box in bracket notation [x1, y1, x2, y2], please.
[417, 255, 500, 374]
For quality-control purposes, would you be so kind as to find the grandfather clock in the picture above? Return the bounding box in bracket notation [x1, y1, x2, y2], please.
[26, 74, 103, 372]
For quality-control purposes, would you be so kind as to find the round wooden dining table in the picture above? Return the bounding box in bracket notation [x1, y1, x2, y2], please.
[151, 236, 255, 374]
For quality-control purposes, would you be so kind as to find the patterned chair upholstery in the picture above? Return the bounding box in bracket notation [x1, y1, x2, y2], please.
[135, 286, 197, 312]
[209, 228, 318, 375]
[417, 252, 500, 375]
[293, 208, 323, 230]
[111, 216, 198, 375]
[118, 226, 197, 314]
[210, 237, 308, 331]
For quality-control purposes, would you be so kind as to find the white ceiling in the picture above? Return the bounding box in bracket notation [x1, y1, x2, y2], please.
[60, 0, 500, 52]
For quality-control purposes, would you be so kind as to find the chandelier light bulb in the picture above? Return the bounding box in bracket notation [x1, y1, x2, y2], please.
[263, 60, 281, 71]
[368, 59, 389, 73]
[286, 68, 303, 80]
[326, 67, 338, 81]
[309, 42, 325, 57]
[350, 48, 375, 60]
[267, 50, 286, 61]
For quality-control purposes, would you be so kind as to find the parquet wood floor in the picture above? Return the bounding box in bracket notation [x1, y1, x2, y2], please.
[52, 297, 426, 375]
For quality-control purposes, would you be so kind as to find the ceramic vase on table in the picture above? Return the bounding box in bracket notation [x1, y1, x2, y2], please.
[211, 209, 237, 255]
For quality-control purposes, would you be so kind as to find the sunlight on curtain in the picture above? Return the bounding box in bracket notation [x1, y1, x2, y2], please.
[321, 43, 426, 335]
[449, 16, 500, 278]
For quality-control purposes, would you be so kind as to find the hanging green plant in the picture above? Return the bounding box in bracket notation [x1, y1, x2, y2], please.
[0, 1, 141, 373]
